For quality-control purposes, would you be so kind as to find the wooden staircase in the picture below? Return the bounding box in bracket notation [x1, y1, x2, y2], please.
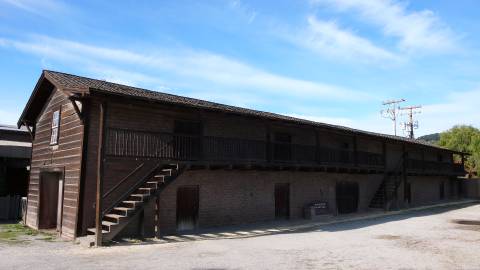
[369, 172, 402, 209]
[369, 154, 405, 210]
[87, 163, 185, 243]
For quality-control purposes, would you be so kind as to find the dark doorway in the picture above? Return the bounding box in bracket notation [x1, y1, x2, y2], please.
[38, 172, 63, 230]
[336, 181, 359, 214]
[275, 183, 290, 219]
[439, 181, 445, 200]
[173, 120, 202, 160]
[273, 133, 292, 162]
[405, 182, 412, 204]
[176, 185, 199, 231]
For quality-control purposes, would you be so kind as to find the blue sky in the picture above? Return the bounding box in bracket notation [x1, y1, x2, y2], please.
[0, 0, 479, 136]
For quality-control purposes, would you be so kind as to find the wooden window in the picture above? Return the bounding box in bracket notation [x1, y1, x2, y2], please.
[50, 110, 60, 145]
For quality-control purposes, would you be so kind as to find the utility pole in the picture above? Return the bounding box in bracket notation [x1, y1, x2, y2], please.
[381, 99, 406, 136]
[399, 105, 422, 139]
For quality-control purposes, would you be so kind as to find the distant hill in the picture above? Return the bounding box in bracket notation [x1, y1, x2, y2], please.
[417, 133, 440, 144]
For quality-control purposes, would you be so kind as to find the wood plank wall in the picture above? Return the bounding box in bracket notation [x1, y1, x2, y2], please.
[26, 88, 84, 239]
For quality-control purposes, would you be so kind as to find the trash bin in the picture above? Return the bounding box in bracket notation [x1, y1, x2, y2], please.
[304, 201, 330, 220]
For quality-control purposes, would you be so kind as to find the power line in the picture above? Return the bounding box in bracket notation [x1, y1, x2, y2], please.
[381, 99, 406, 136]
[399, 105, 422, 139]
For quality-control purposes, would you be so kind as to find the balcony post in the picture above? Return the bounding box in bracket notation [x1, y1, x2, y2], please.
[315, 130, 320, 164]
[95, 101, 107, 247]
[421, 149, 425, 172]
[353, 135, 358, 167]
[382, 141, 387, 170]
[265, 124, 271, 163]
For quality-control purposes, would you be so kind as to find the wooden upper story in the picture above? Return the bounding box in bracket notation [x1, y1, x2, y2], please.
[19, 71, 466, 178]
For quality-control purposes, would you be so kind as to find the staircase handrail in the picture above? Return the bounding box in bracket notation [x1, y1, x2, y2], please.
[101, 161, 163, 216]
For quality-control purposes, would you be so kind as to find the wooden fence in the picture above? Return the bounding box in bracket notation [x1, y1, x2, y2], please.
[0, 195, 24, 220]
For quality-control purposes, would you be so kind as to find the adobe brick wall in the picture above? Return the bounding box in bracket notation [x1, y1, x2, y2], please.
[153, 170, 383, 235]
[409, 176, 451, 206]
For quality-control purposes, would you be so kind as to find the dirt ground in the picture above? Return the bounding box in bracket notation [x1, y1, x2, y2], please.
[1, 203, 480, 270]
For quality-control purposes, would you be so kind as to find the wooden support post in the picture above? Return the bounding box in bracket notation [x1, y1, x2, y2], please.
[353, 135, 358, 167]
[402, 144, 407, 203]
[156, 194, 161, 238]
[95, 101, 106, 247]
[382, 141, 387, 171]
[139, 209, 145, 239]
[421, 149, 425, 172]
[315, 130, 320, 164]
[265, 124, 271, 163]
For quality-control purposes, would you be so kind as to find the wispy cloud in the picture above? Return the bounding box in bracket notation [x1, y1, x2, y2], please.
[1, 0, 68, 16]
[229, 0, 257, 24]
[288, 16, 401, 63]
[0, 35, 373, 103]
[312, 0, 458, 53]
[419, 88, 480, 134]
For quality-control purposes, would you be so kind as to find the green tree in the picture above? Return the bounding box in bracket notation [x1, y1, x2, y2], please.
[438, 125, 480, 176]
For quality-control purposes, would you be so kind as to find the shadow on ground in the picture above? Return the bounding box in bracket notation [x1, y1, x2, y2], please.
[111, 201, 479, 247]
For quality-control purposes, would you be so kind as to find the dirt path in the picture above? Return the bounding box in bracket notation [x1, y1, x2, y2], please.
[1, 203, 480, 270]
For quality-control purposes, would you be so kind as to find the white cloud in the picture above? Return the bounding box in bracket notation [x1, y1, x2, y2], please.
[0, 35, 373, 102]
[313, 0, 458, 53]
[418, 89, 480, 134]
[288, 88, 480, 137]
[1, 0, 68, 16]
[295, 16, 401, 63]
[229, 0, 257, 24]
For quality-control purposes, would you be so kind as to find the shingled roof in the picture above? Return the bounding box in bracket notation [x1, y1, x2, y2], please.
[19, 70, 459, 153]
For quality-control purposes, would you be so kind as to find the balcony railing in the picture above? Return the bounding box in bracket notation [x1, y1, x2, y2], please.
[406, 158, 464, 174]
[105, 128, 386, 168]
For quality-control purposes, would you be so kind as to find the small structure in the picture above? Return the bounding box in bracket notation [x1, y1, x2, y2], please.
[0, 124, 31, 220]
[17, 70, 467, 245]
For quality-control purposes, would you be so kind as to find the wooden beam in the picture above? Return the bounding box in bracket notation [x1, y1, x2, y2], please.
[68, 96, 84, 124]
[95, 101, 107, 247]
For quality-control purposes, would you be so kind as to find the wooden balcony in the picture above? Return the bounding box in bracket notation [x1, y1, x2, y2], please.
[406, 158, 465, 176]
[105, 128, 387, 173]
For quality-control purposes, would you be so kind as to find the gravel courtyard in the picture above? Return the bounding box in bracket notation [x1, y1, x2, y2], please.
[1, 203, 480, 270]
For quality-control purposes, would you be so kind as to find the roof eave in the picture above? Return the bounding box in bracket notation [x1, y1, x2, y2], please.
[17, 71, 90, 128]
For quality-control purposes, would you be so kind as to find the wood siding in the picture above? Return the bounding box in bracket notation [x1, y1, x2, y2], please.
[26, 88, 84, 239]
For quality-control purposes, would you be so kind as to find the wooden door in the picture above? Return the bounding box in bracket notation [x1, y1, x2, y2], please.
[275, 183, 290, 219]
[336, 181, 359, 214]
[39, 172, 61, 229]
[176, 186, 199, 231]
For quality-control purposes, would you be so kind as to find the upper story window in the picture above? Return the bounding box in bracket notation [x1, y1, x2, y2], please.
[174, 120, 201, 135]
[50, 110, 60, 145]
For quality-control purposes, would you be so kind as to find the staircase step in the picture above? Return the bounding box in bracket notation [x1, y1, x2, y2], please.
[129, 193, 148, 202]
[161, 169, 173, 176]
[164, 164, 179, 170]
[104, 213, 125, 222]
[102, 220, 118, 226]
[121, 200, 142, 208]
[87, 228, 108, 234]
[154, 175, 166, 181]
[138, 188, 153, 195]
[112, 207, 134, 215]
[146, 181, 159, 188]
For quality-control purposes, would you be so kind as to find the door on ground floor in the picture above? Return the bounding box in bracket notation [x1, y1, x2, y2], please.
[38, 172, 64, 231]
[275, 183, 290, 219]
[405, 182, 412, 204]
[336, 181, 359, 214]
[439, 181, 445, 200]
[176, 185, 199, 231]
